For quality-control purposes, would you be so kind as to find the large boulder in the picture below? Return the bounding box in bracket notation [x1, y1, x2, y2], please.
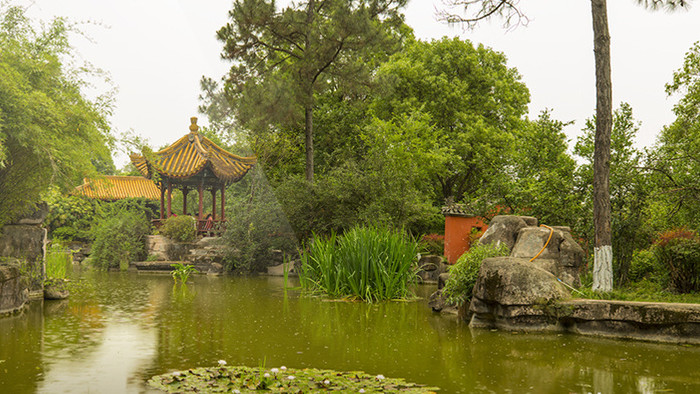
[469, 257, 571, 330]
[511, 226, 585, 287]
[478, 215, 535, 251]
[0, 225, 47, 295]
[0, 263, 29, 315]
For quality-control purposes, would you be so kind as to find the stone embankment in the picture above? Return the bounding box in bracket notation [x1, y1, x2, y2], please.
[134, 235, 226, 275]
[438, 215, 700, 344]
[0, 202, 49, 316]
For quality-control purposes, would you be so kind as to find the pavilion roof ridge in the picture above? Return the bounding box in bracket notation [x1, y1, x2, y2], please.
[129, 117, 256, 184]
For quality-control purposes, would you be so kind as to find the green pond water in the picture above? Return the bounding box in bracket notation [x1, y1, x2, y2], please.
[1, 270, 700, 393]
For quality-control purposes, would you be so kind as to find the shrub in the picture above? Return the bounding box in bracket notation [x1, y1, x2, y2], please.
[442, 242, 510, 306]
[159, 215, 197, 243]
[628, 247, 662, 283]
[91, 210, 151, 269]
[654, 228, 700, 293]
[299, 226, 418, 302]
[222, 169, 298, 272]
[419, 233, 445, 256]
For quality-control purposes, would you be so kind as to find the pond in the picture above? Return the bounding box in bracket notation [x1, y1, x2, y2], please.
[1, 270, 699, 393]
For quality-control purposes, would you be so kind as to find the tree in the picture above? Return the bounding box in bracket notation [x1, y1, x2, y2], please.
[439, 0, 691, 292]
[370, 37, 530, 203]
[643, 41, 700, 230]
[575, 103, 652, 283]
[0, 5, 113, 227]
[216, 0, 408, 183]
[491, 110, 579, 228]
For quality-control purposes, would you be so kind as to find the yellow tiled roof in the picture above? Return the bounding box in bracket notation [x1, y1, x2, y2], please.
[73, 176, 160, 200]
[130, 118, 256, 184]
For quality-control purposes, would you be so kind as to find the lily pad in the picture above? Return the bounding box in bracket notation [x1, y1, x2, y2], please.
[149, 365, 439, 393]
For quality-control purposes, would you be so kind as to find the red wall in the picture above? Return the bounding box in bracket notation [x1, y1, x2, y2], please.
[444, 216, 487, 264]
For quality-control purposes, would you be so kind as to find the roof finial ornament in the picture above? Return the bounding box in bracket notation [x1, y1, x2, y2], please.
[189, 117, 199, 132]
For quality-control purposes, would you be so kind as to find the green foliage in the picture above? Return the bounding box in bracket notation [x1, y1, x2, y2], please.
[159, 215, 196, 243]
[44, 187, 158, 242]
[654, 228, 700, 293]
[90, 210, 150, 270]
[577, 279, 700, 304]
[645, 41, 700, 230]
[628, 247, 662, 283]
[574, 103, 652, 283]
[216, 0, 408, 180]
[0, 5, 113, 227]
[44, 188, 102, 241]
[371, 37, 530, 202]
[419, 234, 445, 256]
[170, 263, 198, 284]
[222, 167, 298, 272]
[45, 243, 71, 280]
[490, 110, 579, 228]
[442, 242, 510, 305]
[149, 365, 439, 393]
[299, 226, 419, 302]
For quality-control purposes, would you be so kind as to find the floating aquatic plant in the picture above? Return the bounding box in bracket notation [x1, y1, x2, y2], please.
[148, 365, 439, 393]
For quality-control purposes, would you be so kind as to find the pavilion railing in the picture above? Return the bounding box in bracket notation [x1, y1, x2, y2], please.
[151, 218, 227, 237]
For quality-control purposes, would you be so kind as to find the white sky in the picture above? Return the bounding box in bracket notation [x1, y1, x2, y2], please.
[20, 0, 700, 167]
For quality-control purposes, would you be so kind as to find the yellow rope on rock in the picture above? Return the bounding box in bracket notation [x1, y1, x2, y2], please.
[529, 224, 554, 262]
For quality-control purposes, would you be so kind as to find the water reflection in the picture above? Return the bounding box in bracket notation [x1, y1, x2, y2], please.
[0, 272, 699, 393]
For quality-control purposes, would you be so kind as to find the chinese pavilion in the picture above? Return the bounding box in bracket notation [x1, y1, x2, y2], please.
[129, 117, 256, 233]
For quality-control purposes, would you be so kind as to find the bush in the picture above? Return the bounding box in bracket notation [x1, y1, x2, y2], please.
[654, 228, 700, 293]
[222, 168, 298, 272]
[91, 210, 151, 269]
[299, 226, 418, 302]
[419, 233, 445, 256]
[628, 247, 662, 283]
[442, 242, 510, 305]
[159, 215, 197, 243]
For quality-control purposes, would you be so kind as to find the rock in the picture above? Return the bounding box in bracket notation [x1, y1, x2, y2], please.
[0, 224, 47, 262]
[469, 257, 571, 330]
[195, 236, 223, 248]
[44, 280, 69, 300]
[558, 299, 700, 345]
[14, 202, 49, 225]
[437, 272, 450, 290]
[133, 261, 189, 271]
[0, 263, 29, 315]
[416, 256, 448, 283]
[418, 255, 443, 270]
[145, 235, 191, 261]
[266, 262, 296, 277]
[510, 226, 584, 287]
[428, 289, 445, 311]
[519, 216, 539, 227]
[511, 226, 563, 261]
[0, 224, 47, 293]
[207, 262, 224, 276]
[559, 231, 585, 268]
[478, 215, 530, 251]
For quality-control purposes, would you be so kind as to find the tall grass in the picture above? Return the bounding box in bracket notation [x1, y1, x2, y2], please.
[46, 244, 71, 279]
[298, 226, 418, 302]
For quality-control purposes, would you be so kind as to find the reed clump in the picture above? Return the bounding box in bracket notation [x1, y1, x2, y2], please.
[299, 226, 418, 302]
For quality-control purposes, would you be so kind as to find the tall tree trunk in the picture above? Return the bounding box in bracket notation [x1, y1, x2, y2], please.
[305, 103, 314, 183]
[304, 0, 315, 184]
[591, 0, 613, 292]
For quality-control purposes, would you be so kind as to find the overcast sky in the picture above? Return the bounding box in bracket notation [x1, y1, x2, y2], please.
[21, 0, 700, 167]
